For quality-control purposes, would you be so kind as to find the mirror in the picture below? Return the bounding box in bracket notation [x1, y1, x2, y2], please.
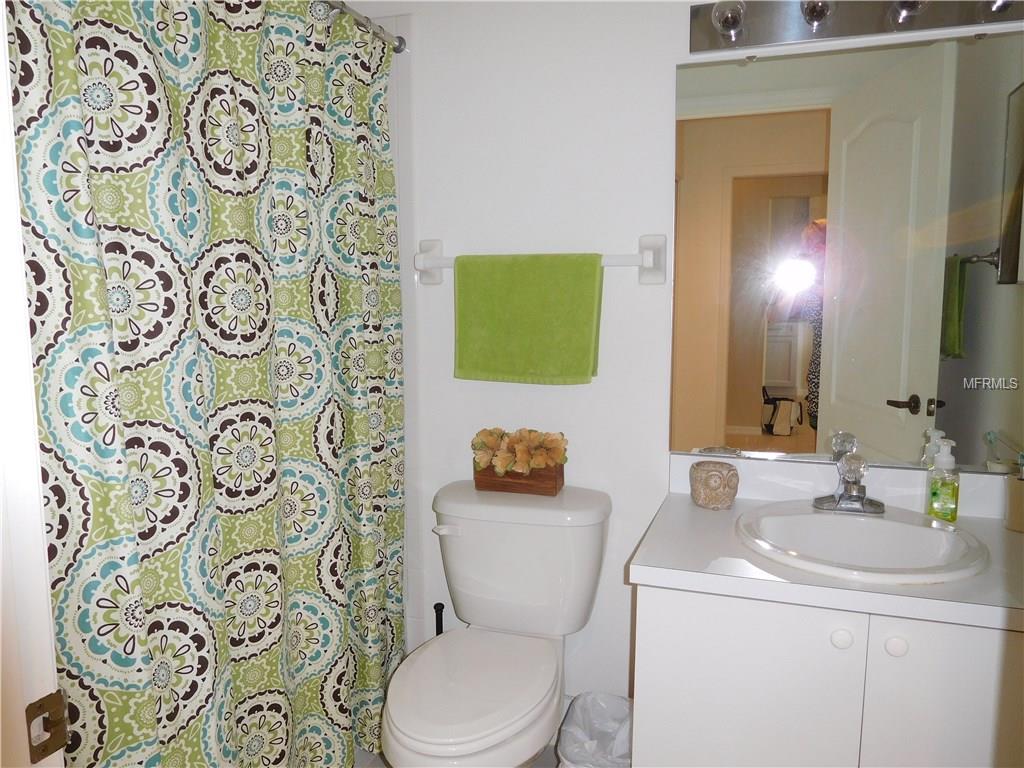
[671, 34, 1024, 471]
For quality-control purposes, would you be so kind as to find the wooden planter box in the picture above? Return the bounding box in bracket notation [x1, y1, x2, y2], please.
[473, 463, 564, 497]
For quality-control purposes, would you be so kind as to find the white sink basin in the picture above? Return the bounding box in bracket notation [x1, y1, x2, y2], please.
[736, 501, 990, 585]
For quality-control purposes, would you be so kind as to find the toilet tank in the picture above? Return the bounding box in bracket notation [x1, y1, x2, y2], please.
[432, 481, 611, 636]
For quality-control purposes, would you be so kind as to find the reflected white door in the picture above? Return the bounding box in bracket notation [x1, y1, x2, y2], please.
[0, 5, 63, 765]
[818, 42, 956, 461]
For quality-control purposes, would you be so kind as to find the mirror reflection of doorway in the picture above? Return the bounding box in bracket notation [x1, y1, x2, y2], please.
[726, 179, 828, 452]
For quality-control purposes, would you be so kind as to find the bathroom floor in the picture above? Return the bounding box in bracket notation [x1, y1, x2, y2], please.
[355, 746, 560, 767]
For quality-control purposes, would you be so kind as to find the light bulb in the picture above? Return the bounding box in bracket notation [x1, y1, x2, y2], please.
[771, 258, 816, 295]
[711, 2, 746, 42]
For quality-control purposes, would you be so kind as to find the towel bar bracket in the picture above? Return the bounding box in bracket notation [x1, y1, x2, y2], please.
[413, 239, 445, 285]
[962, 250, 1000, 269]
[411, 235, 667, 286]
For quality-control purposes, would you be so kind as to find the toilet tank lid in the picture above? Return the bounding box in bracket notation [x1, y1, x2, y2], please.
[433, 481, 611, 526]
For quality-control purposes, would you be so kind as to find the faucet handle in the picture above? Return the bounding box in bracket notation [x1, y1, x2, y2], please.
[831, 431, 858, 461]
[837, 452, 868, 484]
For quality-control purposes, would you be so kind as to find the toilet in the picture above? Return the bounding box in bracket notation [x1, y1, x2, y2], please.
[382, 480, 611, 767]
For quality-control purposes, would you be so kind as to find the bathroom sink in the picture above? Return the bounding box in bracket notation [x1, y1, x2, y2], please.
[735, 501, 989, 585]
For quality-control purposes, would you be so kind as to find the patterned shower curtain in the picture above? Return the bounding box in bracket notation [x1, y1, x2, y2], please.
[8, 1, 404, 765]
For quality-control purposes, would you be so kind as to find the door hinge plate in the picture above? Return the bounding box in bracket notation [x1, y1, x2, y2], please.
[25, 689, 67, 763]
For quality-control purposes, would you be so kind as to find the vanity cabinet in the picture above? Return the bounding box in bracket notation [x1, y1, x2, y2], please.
[860, 615, 1023, 768]
[632, 587, 1024, 767]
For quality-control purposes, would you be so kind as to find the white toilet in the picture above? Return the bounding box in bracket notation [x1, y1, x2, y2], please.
[382, 480, 611, 767]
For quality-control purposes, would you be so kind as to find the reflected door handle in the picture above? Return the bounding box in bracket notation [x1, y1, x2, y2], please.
[927, 397, 946, 416]
[885, 394, 921, 415]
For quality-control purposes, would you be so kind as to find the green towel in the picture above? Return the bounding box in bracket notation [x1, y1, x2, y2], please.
[940, 255, 967, 359]
[454, 254, 604, 384]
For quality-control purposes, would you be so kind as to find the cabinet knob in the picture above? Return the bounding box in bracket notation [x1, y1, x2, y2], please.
[830, 629, 854, 649]
[884, 636, 909, 657]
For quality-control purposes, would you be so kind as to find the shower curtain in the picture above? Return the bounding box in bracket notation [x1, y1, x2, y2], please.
[8, 1, 404, 765]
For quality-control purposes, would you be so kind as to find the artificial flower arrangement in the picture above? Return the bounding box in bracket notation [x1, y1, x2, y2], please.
[471, 427, 568, 496]
[472, 427, 568, 475]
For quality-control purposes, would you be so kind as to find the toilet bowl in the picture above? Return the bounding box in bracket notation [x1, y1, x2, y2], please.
[382, 481, 611, 768]
[381, 627, 563, 767]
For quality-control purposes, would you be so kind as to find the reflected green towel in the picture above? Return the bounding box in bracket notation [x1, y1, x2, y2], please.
[454, 254, 603, 384]
[940, 255, 967, 359]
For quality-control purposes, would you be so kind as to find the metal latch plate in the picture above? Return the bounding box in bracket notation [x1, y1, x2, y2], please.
[25, 689, 67, 763]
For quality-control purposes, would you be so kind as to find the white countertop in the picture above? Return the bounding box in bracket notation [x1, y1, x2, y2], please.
[629, 493, 1024, 632]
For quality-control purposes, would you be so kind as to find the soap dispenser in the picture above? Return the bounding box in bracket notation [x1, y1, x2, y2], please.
[920, 428, 945, 468]
[927, 438, 959, 523]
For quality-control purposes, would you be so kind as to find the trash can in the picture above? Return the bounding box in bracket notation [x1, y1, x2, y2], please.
[556, 693, 632, 768]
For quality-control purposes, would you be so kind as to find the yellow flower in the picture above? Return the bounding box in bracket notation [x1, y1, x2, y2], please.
[472, 428, 504, 451]
[542, 432, 566, 449]
[492, 449, 515, 476]
[512, 443, 533, 475]
[530, 448, 551, 468]
[543, 432, 568, 463]
[474, 448, 494, 471]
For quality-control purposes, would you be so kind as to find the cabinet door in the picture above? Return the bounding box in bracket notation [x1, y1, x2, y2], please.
[861, 616, 1024, 767]
[632, 587, 868, 767]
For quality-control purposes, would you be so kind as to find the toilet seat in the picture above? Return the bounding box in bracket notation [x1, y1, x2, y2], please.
[384, 627, 561, 759]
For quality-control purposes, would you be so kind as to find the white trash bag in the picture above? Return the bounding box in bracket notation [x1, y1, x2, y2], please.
[556, 693, 632, 768]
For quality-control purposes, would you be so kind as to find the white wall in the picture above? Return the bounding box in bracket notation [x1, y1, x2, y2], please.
[937, 35, 1024, 465]
[383, 2, 689, 697]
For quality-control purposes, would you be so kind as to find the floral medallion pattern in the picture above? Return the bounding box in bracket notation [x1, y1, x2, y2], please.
[223, 548, 283, 660]
[73, 19, 170, 173]
[273, 318, 329, 420]
[148, 143, 211, 266]
[40, 324, 125, 483]
[185, 70, 270, 196]
[259, 18, 306, 125]
[209, 399, 278, 515]
[280, 458, 336, 557]
[100, 226, 191, 370]
[234, 690, 290, 768]
[290, 714, 347, 768]
[39, 443, 90, 591]
[22, 221, 71, 365]
[12, 3, 403, 766]
[132, 1, 207, 92]
[195, 238, 274, 358]
[19, 97, 98, 265]
[55, 537, 149, 689]
[124, 420, 202, 559]
[163, 330, 216, 452]
[256, 169, 312, 276]
[6, 0, 52, 137]
[144, 602, 217, 736]
[283, 590, 344, 689]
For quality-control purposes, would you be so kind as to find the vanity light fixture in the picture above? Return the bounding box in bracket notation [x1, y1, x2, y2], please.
[690, 1, 1024, 54]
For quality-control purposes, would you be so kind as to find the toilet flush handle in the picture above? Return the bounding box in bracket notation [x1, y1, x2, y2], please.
[431, 525, 461, 537]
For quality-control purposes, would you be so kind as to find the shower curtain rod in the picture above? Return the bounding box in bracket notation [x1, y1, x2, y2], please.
[327, 1, 408, 53]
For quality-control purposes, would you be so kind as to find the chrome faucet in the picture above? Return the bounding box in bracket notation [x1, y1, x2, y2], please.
[813, 449, 886, 515]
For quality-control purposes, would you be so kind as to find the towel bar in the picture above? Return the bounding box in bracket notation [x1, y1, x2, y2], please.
[412, 235, 667, 286]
